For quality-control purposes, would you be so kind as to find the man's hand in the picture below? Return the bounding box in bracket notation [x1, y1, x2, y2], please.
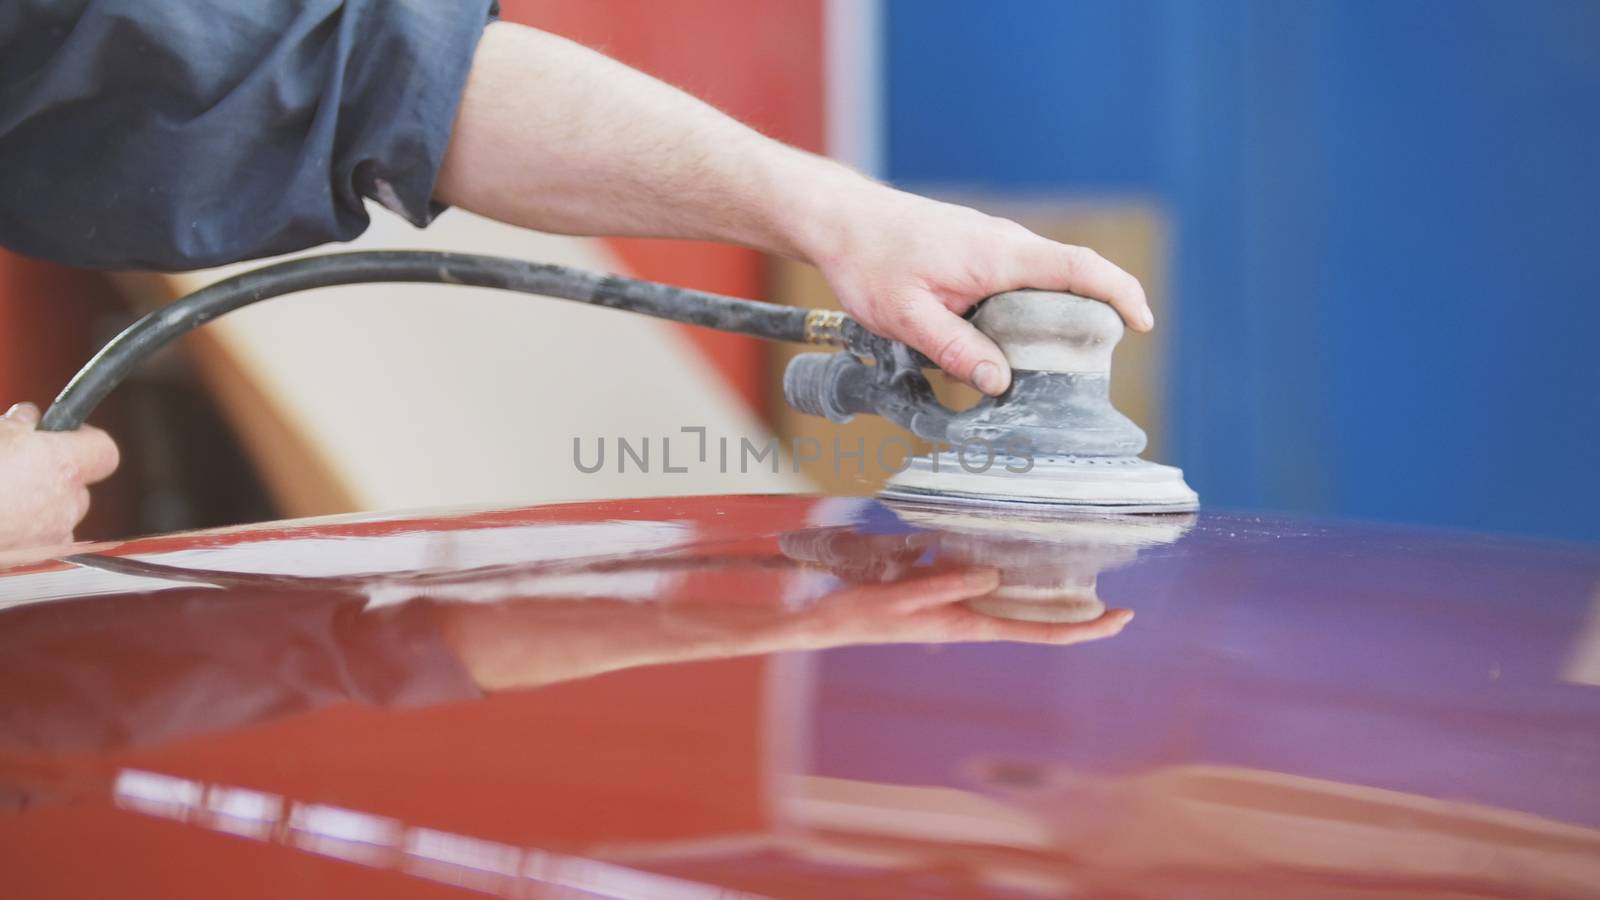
[800, 186, 1153, 395]
[0, 403, 119, 550]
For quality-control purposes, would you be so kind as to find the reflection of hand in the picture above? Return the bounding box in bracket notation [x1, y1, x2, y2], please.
[435, 567, 1132, 693]
[777, 567, 1133, 650]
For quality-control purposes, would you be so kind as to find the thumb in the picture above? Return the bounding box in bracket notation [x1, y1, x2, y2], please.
[2, 402, 41, 428]
[892, 297, 1012, 396]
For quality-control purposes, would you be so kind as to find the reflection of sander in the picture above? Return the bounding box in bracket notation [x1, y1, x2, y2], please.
[40, 250, 1195, 513]
[783, 503, 1194, 623]
[890, 504, 1194, 622]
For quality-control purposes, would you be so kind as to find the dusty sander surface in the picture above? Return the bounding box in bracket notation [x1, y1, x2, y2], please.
[882, 452, 1198, 512]
[882, 288, 1199, 512]
[887, 499, 1197, 545]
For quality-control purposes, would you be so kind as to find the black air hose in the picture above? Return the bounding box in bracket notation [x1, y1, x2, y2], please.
[40, 250, 821, 432]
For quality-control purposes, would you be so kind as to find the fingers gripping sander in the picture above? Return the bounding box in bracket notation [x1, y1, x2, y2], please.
[40, 251, 1196, 513]
[786, 290, 1198, 512]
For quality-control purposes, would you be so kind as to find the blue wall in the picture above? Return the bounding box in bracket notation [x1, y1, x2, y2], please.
[886, 0, 1600, 541]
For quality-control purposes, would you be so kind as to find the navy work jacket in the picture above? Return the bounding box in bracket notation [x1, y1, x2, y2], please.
[0, 1, 496, 271]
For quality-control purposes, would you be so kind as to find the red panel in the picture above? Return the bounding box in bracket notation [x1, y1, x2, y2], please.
[498, 0, 825, 151]
[0, 253, 102, 415]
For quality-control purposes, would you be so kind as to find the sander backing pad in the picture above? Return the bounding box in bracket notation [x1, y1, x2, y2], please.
[881, 451, 1199, 513]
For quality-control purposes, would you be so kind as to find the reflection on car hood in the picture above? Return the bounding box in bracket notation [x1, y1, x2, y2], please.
[2, 494, 1598, 898]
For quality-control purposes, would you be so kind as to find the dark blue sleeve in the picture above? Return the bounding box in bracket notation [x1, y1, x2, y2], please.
[0, 0, 496, 271]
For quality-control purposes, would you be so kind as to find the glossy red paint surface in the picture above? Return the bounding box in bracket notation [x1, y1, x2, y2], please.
[2, 495, 1598, 898]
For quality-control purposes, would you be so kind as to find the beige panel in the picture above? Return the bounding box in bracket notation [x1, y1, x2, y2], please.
[768, 199, 1170, 494]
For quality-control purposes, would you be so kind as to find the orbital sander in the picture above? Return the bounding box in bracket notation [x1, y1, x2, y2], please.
[40, 250, 1197, 513]
[786, 288, 1196, 511]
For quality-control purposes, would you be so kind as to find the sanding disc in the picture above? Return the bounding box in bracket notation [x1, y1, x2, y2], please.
[880, 452, 1199, 513]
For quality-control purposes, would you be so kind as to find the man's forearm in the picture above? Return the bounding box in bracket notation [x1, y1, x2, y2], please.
[434, 21, 855, 263]
[434, 20, 1152, 398]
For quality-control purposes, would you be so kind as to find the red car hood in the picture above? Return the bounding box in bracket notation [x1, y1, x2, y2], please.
[1, 494, 1598, 898]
